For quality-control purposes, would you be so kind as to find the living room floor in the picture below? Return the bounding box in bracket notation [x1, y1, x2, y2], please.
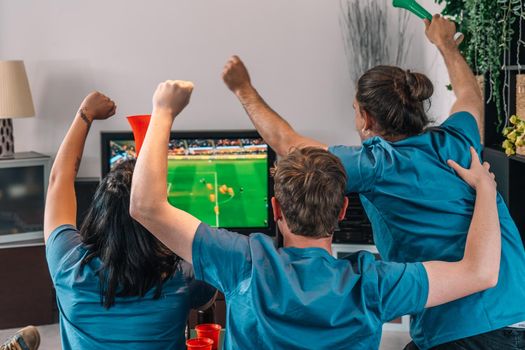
[0, 324, 412, 350]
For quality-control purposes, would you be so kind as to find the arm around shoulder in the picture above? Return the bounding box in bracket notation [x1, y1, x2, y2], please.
[423, 148, 500, 308]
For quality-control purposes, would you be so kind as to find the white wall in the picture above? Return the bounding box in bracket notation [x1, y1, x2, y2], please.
[0, 0, 453, 177]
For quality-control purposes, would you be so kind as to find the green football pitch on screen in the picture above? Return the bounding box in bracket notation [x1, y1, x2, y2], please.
[166, 158, 269, 228]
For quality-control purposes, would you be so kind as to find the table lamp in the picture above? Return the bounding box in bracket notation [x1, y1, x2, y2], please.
[0, 60, 35, 159]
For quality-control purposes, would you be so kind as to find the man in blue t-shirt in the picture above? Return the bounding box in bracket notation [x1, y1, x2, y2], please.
[219, 15, 525, 349]
[131, 80, 501, 350]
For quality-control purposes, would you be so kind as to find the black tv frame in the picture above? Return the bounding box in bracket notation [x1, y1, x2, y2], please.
[101, 130, 276, 236]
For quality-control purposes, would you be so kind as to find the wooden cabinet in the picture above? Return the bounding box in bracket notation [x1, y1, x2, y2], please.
[0, 244, 57, 328]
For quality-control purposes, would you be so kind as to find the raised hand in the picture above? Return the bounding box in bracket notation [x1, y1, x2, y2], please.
[448, 147, 496, 191]
[152, 80, 194, 119]
[424, 14, 462, 50]
[222, 56, 252, 95]
[78, 91, 116, 123]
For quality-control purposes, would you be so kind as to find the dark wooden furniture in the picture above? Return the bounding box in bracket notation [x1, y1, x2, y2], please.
[0, 244, 57, 328]
[483, 148, 525, 244]
[188, 293, 227, 328]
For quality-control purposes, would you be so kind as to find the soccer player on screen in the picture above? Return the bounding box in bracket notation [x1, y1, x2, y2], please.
[131, 80, 501, 350]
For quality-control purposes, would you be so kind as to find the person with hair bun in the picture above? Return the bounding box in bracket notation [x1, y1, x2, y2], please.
[221, 14, 525, 350]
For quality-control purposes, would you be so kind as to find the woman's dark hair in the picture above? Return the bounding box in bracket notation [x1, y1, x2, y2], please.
[356, 65, 434, 138]
[79, 159, 180, 309]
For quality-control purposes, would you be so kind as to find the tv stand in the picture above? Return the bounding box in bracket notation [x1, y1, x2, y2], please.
[0, 152, 56, 328]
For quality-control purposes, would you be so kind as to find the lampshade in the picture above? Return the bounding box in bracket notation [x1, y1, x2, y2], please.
[0, 60, 35, 119]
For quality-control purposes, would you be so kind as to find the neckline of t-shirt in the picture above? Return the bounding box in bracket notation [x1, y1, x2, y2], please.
[363, 130, 432, 147]
[282, 246, 335, 260]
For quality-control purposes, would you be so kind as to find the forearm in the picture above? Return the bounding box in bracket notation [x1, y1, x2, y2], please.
[44, 111, 90, 237]
[131, 109, 172, 211]
[440, 45, 483, 121]
[236, 86, 296, 155]
[440, 46, 479, 96]
[130, 107, 200, 262]
[460, 183, 500, 281]
[236, 86, 326, 156]
[50, 111, 90, 181]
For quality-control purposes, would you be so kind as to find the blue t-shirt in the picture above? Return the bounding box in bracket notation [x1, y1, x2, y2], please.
[329, 111, 525, 349]
[46, 225, 216, 350]
[192, 223, 429, 350]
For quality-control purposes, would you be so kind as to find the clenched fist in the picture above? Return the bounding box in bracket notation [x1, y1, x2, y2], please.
[79, 92, 116, 122]
[152, 80, 194, 118]
[424, 15, 461, 50]
[222, 56, 252, 95]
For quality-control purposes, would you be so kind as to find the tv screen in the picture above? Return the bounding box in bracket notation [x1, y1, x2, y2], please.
[101, 131, 276, 235]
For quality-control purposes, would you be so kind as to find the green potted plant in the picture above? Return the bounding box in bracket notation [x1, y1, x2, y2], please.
[435, 0, 524, 130]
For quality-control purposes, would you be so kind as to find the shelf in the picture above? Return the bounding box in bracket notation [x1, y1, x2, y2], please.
[485, 146, 525, 164]
[502, 65, 524, 71]
[511, 154, 525, 164]
[0, 151, 49, 161]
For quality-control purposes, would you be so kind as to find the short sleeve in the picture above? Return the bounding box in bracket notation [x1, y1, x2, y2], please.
[329, 142, 383, 193]
[440, 111, 481, 149]
[45, 224, 82, 281]
[192, 223, 252, 296]
[373, 261, 429, 323]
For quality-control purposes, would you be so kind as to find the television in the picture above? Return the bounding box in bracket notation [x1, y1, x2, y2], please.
[0, 152, 50, 247]
[101, 130, 276, 235]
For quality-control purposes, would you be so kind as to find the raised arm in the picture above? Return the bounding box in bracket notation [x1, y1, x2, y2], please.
[222, 56, 326, 157]
[44, 92, 116, 241]
[423, 147, 500, 308]
[130, 80, 199, 262]
[425, 15, 483, 127]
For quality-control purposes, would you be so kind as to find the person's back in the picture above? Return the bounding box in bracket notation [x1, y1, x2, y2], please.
[331, 112, 525, 347]
[47, 226, 207, 349]
[191, 226, 427, 350]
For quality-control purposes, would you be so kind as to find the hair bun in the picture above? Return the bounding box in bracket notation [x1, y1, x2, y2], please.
[405, 70, 434, 101]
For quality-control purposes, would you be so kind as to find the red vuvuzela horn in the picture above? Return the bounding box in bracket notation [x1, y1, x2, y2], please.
[127, 115, 151, 156]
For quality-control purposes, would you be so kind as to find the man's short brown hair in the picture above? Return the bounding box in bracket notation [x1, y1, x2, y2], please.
[273, 147, 347, 238]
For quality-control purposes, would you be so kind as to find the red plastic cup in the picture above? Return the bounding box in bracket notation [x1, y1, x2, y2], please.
[195, 324, 222, 350]
[126, 115, 151, 156]
[186, 337, 213, 350]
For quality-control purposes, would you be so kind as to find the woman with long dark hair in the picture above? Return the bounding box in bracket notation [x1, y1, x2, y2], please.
[44, 92, 215, 349]
[221, 15, 525, 350]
